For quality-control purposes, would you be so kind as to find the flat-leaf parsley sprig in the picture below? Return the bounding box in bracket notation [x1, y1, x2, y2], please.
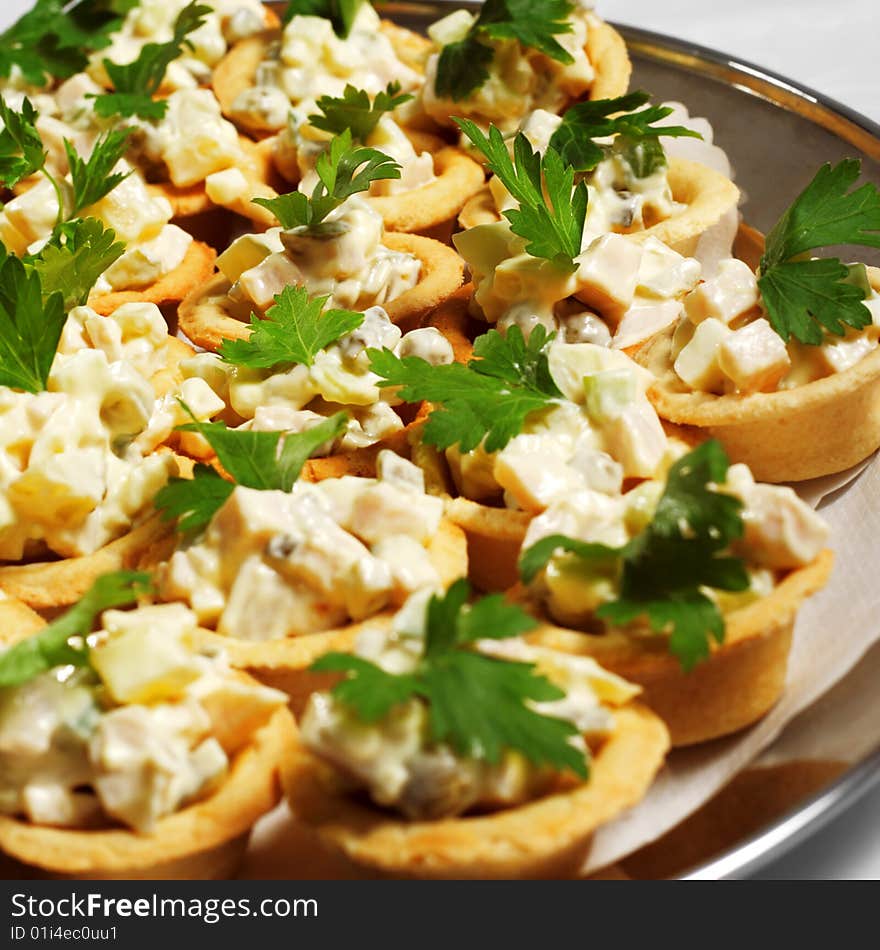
[0, 96, 131, 233]
[91, 1, 212, 120]
[155, 405, 348, 534]
[0, 570, 152, 688]
[311, 579, 589, 778]
[283, 0, 365, 38]
[519, 440, 750, 670]
[435, 0, 576, 102]
[218, 286, 364, 371]
[548, 91, 702, 175]
[252, 129, 400, 231]
[456, 118, 587, 269]
[309, 82, 413, 141]
[757, 159, 880, 345]
[368, 324, 562, 454]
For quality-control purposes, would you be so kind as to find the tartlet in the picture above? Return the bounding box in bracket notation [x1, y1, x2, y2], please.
[282, 702, 667, 879]
[177, 231, 465, 350]
[459, 157, 740, 258]
[514, 549, 833, 747]
[0, 601, 294, 880]
[636, 225, 880, 481]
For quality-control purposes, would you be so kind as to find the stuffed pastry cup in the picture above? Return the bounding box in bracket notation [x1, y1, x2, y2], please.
[281, 588, 668, 880]
[243, 122, 485, 238]
[178, 198, 464, 350]
[212, 6, 430, 139]
[636, 258, 880, 482]
[0, 303, 201, 611]
[0, 597, 293, 880]
[173, 301, 468, 482]
[514, 448, 833, 746]
[419, 8, 630, 136]
[460, 156, 739, 260]
[149, 453, 468, 694]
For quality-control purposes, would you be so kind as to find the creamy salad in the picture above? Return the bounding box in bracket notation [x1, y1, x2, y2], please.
[301, 588, 638, 819]
[422, 3, 597, 133]
[159, 452, 449, 639]
[0, 303, 185, 562]
[179, 306, 453, 454]
[228, 5, 422, 133]
[0, 602, 285, 831]
[670, 259, 880, 393]
[217, 197, 421, 315]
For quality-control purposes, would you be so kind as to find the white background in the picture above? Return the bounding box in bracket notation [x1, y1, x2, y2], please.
[1, 0, 878, 879]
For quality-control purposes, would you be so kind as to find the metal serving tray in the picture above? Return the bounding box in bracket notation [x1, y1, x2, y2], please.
[372, 1, 880, 879]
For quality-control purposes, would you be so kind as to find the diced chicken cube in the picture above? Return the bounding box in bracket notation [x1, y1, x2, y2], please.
[635, 237, 702, 299]
[814, 332, 878, 376]
[346, 483, 443, 543]
[205, 167, 249, 206]
[674, 317, 732, 392]
[717, 318, 791, 392]
[494, 437, 582, 512]
[377, 450, 425, 492]
[684, 258, 759, 326]
[605, 403, 667, 478]
[216, 228, 284, 283]
[613, 300, 683, 350]
[574, 234, 643, 322]
[236, 252, 304, 311]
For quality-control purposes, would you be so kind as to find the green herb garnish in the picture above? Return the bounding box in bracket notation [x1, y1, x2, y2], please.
[309, 82, 413, 141]
[282, 0, 365, 38]
[519, 441, 749, 670]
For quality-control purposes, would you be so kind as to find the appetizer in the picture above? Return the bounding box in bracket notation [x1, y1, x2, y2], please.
[419, 0, 630, 135]
[515, 440, 832, 744]
[457, 94, 739, 259]
[0, 573, 293, 879]
[637, 160, 880, 480]
[178, 134, 464, 350]
[0, 244, 201, 610]
[213, 1, 429, 138]
[284, 582, 669, 878]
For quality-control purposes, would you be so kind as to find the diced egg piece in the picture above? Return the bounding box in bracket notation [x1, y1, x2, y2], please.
[217, 228, 285, 283]
[674, 317, 731, 392]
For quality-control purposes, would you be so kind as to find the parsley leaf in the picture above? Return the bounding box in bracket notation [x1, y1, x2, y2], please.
[0, 570, 152, 688]
[31, 217, 126, 310]
[155, 462, 234, 535]
[309, 82, 413, 141]
[219, 286, 363, 370]
[65, 127, 132, 217]
[434, 0, 575, 101]
[519, 441, 750, 670]
[282, 0, 365, 37]
[0, 97, 46, 189]
[312, 579, 588, 777]
[0, 0, 132, 85]
[0, 252, 66, 394]
[549, 91, 702, 172]
[758, 159, 880, 344]
[252, 130, 400, 231]
[156, 408, 348, 532]
[456, 119, 587, 268]
[92, 2, 212, 120]
[368, 325, 562, 453]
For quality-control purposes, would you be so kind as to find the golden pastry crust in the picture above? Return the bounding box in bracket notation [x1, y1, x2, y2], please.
[459, 158, 740, 258]
[0, 340, 196, 611]
[212, 21, 431, 139]
[636, 267, 880, 482]
[175, 519, 468, 707]
[0, 706, 294, 880]
[584, 15, 632, 102]
[88, 239, 217, 316]
[282, 702, 668, 879]
[177, 231, 465, 350]
[515, 549, 833, 747]
[0, 595, 45, 636]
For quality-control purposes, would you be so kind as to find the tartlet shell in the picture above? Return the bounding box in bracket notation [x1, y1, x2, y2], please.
[0, 707, 294, 880]
[515, 549, 834, 747]
[281, 702, 668, 879]
[0, 339, 195, 611]
[636, 266, 880, 482]
[177, 231, 465, 350]
[459, 157, 740, 258]
[88, 240, 217, 316]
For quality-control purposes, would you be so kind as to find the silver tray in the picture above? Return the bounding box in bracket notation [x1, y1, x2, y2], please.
[375, 2, 880, 879]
